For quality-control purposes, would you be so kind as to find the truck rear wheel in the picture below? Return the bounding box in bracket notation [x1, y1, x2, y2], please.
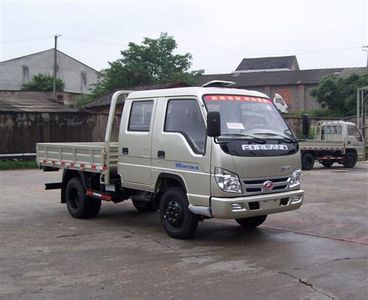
[65, 178, 101, 218]
[343, 151, 357, 168]
[302, 152, 314, 170]
[235, 215, 267, 229]
[159, 187, 199, 239]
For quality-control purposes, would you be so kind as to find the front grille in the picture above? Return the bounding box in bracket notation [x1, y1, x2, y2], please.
[242, 176, 289, 196]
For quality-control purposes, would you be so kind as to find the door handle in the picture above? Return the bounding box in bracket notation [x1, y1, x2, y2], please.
[158, 151, 165, 159]
[122, 147, 129, 155]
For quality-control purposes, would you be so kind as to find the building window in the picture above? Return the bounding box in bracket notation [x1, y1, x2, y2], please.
[22, 65, 30, 82]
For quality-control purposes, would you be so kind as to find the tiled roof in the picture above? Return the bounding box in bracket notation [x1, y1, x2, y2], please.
[198, 67, 367, 87]
[0, 49, 97, 72]
[235, 56, 299, 71]
[84, 81, 191, 108]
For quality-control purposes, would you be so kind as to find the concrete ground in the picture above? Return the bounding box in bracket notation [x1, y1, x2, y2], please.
[0, 162, 367, 300]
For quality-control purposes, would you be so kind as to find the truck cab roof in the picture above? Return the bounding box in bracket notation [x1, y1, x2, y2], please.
[318, 120, 356, 127]
[127, 86, 269, 100]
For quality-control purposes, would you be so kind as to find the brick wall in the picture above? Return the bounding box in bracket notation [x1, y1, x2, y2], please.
[0, 111, 123, 154]
[0, 111, 326, 154]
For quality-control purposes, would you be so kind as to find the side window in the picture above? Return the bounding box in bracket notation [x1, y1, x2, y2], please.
[165, 99, 206, 154]
[347, 125, 363, 142]
[128, 101, 153, 132]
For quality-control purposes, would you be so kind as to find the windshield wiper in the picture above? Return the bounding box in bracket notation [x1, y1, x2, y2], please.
[283, 129, 294, 137]
[252, 132, 296, 143]
[218, 133, 266, 144]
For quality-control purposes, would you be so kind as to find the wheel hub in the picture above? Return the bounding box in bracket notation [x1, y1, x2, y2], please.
[69, 189, 80, 209]
[164, 200, 183, 228]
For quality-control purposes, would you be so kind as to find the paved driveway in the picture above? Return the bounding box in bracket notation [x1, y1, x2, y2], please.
[0, 162, 367, 299]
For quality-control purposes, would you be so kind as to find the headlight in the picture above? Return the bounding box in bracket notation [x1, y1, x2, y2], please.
[288, 169, 301, 188]
[214, 167, 242, 193]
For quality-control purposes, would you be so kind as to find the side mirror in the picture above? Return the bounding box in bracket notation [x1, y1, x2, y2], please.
[207, 111, 221, 137]
[273, 93, 288, 114]
[302, 114, 310, 138]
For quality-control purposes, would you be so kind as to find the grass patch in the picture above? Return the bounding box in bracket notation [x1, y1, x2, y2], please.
[0, 160, 38, 170]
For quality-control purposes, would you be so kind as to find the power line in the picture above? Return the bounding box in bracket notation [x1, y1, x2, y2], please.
[191, 46, 363, 57]
[63, 36, 125, 47]
[0, 36, 52, 44]
[0, 35, 364, 62]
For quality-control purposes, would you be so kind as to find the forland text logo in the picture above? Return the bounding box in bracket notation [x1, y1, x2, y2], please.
[241, 144, 289, 151]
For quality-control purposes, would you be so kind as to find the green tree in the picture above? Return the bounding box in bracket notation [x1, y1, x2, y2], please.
[22, 73, 64, 92]
[310, 73, 368, 117]
[91, 33, 203, 97]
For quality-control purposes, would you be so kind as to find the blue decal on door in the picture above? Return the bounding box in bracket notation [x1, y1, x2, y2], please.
[175, 162, 199, 171]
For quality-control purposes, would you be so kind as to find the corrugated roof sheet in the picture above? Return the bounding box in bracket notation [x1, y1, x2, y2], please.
[0, 97, 78, 112]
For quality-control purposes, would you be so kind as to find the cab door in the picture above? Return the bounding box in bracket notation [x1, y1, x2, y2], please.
[151, 97, 212, 207]
[118, 98, 156, 191]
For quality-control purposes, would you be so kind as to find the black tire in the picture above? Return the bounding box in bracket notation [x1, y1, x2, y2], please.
[87, 198, 102, 218]
[235, 215, 267, 229]
[159, 187, 199, 239]
[302, 152, 315, 170]
[343, 151, 357, 168]
[65, 177, 101, 218]
[132, 197, 157, 213]
[321, 160, 334, 168]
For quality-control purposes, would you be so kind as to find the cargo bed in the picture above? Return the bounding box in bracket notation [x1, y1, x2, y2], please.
[299, 140, 345, 151]
[37, 142, 119, 183]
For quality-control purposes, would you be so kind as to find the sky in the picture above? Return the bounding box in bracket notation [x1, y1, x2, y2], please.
[0, 0, 367, 74]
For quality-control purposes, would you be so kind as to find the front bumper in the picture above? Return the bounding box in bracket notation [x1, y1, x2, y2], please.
[211, 189, 304, 219]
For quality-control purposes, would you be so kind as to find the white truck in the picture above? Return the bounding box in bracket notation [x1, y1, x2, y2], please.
[299, 120, 365, 170]
[37, 87, 304, 239]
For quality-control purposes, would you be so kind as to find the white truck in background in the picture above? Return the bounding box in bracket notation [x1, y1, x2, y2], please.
[299, 120, 365, 170]
[37, 86, 304, 239]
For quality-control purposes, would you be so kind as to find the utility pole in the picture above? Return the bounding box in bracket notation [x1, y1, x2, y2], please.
[53, 34, 61, 100]
[363, 45, 368, 67]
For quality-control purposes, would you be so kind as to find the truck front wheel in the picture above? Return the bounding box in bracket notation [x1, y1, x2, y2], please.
[65, 178, 101, 218]
[302, 152, 315, 170]
[235, 215, 267, 229]
[159, 187, 199, 239]
[343, 151, 357, 168]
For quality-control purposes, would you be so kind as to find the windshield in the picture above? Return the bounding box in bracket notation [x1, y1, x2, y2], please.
[204, 94, 293, 138]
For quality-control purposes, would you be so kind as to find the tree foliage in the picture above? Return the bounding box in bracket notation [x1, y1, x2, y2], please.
[310, 73, 368, 117]
[91, 33, 203, 97]
[22, 73, 64, 92]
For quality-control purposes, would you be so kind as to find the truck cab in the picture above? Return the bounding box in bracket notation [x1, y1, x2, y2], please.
[318, 121, 364, 148]
[117, 87, 303, 237]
